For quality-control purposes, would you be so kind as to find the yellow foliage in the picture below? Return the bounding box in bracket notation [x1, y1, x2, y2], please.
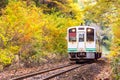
[112, 24, 120, 39]
[108, 38, 120, 58]
[0, 49, 14, 66]
[0, 0, 84, 66]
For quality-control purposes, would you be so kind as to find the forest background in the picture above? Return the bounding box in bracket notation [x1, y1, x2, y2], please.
[0, 0, 120, 79]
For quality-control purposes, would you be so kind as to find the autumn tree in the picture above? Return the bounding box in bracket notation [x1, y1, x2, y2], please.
[0, 0, 8, 15]
[0, 0, 84, 68]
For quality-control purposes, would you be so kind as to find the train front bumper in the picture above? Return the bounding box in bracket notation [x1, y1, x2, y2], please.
[68, 52, 101, 60]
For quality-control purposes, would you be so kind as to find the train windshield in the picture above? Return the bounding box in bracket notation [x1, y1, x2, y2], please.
[86, 28, 94, 41]
[69, 28, 76, 42]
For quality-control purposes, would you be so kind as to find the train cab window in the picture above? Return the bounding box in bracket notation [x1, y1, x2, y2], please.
[69, 28, 76, 42]
[87, 28, 94, 41]
[79, 34, 84, 42]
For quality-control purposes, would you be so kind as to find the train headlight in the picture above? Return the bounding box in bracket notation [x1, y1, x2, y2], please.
[72, 29, 76, 32]
[87, 28, 91, 32]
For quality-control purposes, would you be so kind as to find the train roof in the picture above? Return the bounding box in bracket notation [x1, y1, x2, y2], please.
[67, 26, 95, 30]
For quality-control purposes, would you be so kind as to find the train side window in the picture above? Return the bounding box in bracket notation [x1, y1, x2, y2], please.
[87, 28, 94, 41]
[79, 34, 84, 42]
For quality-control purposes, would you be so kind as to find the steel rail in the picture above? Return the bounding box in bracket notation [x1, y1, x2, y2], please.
[11, 64, 72, 80]
[42, 64, 84, 80]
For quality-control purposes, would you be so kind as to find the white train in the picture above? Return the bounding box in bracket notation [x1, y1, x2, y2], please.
[67, 26, 102, 62]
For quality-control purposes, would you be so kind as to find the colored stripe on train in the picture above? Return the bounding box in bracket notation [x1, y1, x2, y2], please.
[68, 48, 77, 52]
[86, 48, 96, 52]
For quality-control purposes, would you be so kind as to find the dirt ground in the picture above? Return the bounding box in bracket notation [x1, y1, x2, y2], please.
[0, 58, 112, 80]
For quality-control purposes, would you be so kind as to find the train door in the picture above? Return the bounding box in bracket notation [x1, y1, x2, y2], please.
[77, 32, 85, 52]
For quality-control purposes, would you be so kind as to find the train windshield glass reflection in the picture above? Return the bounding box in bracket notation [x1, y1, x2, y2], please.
[87, 28, 94, 41]
[69, 28, 76, 42]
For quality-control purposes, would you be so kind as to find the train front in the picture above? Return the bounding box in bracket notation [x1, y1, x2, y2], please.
[67, 26, 101, 62]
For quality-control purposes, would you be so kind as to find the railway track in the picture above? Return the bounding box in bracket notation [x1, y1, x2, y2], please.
[11, 63, 85, 80]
